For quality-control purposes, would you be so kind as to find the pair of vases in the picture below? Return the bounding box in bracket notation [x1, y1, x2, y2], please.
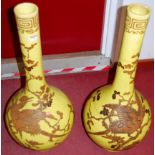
[5, 2, 151, 152]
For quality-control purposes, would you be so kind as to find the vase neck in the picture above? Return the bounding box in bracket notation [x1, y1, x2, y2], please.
[20, 30, 47, 92]
[112, 5, 150, 93]
[112, 29, 143, 93]
[14, 7, 47, 92]
[24, 47, 47, 92]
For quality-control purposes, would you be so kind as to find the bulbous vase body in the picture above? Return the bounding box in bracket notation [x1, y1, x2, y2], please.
[5, 3, 74, 151]
[6, 86, 74, 150]
[83, 85, 151, 151]
[83, 4, 151, 151]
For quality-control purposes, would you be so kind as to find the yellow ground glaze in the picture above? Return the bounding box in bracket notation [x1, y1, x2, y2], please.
[6, 87, 74, 150]
[5, 3, 74, 151]
[83, 4, 151, 151]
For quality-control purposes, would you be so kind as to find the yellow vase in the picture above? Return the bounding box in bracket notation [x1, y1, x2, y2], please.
[83, 4, 151, 151]
[5, 2, 74, 151]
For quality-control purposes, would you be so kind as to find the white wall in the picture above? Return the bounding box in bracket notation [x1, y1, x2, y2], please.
[101, 0, 154, 60]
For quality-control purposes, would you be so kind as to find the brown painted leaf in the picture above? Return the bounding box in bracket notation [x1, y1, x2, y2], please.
[145, 109, 150, 115]
[87, 122, 91, 130]
[87, 112, 90, 118]
[50, 114, 57, 120]
[118, 62, 124, 69]
[43, 94, 48, 100]
[132, 60, 138, 65]
[25, 62, 38, 71]
[22, 43, 37, 50]
[20, 43, 25, 47]
[87, 120, 94, 129]
[67, 104, 73, 112]
[26, 140, 43, 146]
[39, 76, 43, 80]
[22, 53, 26, 59]
[32, 62, 38, 67]
[26, 59, 34, 64]
[124, 64, 132, 69]
[56, 111, 63, 119]
[19, 96, 32, 102]
[114, 90, 120, 94]
[97, 93, 101, 100]
[129, 80, 134, 84]
[96, 89, 101, 93]
[24, 66, 33, 71]
[111, 145, 117, 148]
[112, 94, 116, 99]
[123, 70, 134, 75]
[100, 107, 109, 116]
[47, 101, 52, 107]
[40, 85, 46, 92]
[112, 90, 120, 99]
[35, 76, 43, 80]
[141, 96, 144, 103]
[46, 87, 49, 93]
[131, 53, 139, 58]
[49, 92, 55, 98]
[93, 96, 96, 102]
[66, 124, 70, 130]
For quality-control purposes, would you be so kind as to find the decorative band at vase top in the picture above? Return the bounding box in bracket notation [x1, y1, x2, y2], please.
[118, 4, 151, 63]
[14, 3, 38, 18]
[127, 4, 150, 20]
[125, 4, 150, 36]
[14, 3, 39, 34]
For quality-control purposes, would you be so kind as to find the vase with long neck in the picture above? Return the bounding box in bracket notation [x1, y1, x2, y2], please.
[83, 4, 151, 151]
[5, 2, 74, 151]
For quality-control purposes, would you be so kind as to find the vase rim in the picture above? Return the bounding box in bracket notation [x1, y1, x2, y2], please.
[14, 2, 38, 18]
[127, 3, 151, 19]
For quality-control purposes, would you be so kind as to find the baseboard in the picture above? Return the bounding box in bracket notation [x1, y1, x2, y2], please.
[1, 50, 111, 80]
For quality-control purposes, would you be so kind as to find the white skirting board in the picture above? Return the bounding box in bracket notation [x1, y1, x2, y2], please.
[1, 51, 111, 80]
